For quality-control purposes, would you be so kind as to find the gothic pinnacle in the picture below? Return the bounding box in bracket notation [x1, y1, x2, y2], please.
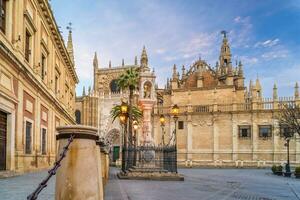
[273, 83, 278, 100]
[295, 82, 299, 99]
[93, 52, 98, 69]
[66, 26, 74, 64]
[238, 61, 243, 76]
[82, 86, 86, 96]
[135, 56, 138, 65]
[172, 64, 177, 79]
[140, 46, 148, 68]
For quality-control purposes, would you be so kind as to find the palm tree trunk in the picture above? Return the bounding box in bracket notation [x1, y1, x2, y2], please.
[128, 86, 134, 168]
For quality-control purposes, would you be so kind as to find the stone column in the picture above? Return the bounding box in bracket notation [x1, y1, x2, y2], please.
[140, 100, 155, 144]
[186, 112, 193, 162]
[212, 114, 219, 161]
[232, 115, 238, 162]
[55, 125, 103, 200]
[252, 114, 258, 161]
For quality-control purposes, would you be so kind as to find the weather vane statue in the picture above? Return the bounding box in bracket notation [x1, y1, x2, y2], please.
[221, 30, 227, 38]
[66, 22, 73, 33]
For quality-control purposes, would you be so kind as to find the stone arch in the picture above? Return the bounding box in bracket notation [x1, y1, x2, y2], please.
[105, 128, 121, 163]
[104, 128, 121, 145]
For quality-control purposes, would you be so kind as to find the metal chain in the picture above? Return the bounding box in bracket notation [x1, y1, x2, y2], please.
[27, 134, 75, 200]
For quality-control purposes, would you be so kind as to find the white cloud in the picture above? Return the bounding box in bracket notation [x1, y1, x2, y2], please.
[230, 16, 253, 48]
[163, 56, 177, 62]
[261, 50, 288, 60]
[239, 56, 259, 65]
[254, 38, 280, 48]
[155, 48, 166, 54]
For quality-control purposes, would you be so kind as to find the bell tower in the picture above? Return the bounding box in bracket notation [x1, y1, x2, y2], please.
[219, 30, 232, 68]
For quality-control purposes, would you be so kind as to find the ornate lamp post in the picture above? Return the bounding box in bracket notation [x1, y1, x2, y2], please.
[171, 104, 179, 173]
[283, 126, 293, 177]
[133, 119, 138, 166]
[160, 114, 166, 145]
[120, 101, 128, 172]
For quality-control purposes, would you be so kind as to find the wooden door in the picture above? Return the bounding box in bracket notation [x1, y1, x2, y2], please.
[0, 110, 7, 170]
[113, 146, 120, 162]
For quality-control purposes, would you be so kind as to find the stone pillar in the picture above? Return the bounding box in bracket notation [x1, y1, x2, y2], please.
[186, 110, 193, 162]
[296, 135, 300, 163]
[252, 114, 258, 161]
[232, 115, 238, 162]
[212, 114, 219, 161]
[55, 125, 103, 200]
[96, 140, 110, 187]
[139, 100, 155, 144]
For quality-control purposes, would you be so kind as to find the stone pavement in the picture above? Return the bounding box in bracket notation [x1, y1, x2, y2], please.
[0, 170, 54, 200]
[0, 167, 300, 200]
[105, 167, 300, 200]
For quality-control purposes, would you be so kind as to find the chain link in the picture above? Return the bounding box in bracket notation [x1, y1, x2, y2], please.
[27, 134, 75, 200]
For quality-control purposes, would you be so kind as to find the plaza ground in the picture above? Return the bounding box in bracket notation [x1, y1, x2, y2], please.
[0, 167, 300, 200]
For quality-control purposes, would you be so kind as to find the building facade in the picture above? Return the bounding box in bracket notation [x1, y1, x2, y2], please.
[76, 34, 300, 167]
[0, 0, 78, 172]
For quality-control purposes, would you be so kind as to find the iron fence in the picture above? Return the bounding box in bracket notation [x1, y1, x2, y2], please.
[123, 145, 177, 173]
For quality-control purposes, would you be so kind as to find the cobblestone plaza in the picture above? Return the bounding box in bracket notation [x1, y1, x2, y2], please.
[1, 167, 300, 200]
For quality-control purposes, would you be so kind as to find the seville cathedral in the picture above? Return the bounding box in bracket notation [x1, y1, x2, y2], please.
[0, 0, 299, 174]
[75, 32, 300, 168]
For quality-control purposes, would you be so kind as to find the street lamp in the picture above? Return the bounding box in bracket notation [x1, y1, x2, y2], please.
[171, 104, 179, 173]
[121, 101, 128, 114]
[119, 113, 127, 124]
[160, 114, 166, 145]
[132, 119, 138, 166]
[119, 102, 128, 173]
[133, 120, 138, 130]
[283, 126, 293, 177]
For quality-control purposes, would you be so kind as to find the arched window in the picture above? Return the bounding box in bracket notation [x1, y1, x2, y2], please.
[110, 79, 120, 93]
[75, 110, 81, 124]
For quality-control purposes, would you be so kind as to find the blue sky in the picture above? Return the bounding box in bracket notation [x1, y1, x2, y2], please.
[51, 0, 300, 97]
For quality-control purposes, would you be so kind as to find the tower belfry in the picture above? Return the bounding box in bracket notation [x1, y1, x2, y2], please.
[219, 30, 232, 68]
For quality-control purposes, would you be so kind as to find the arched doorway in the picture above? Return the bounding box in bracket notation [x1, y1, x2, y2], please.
[105, 128, 121, 164]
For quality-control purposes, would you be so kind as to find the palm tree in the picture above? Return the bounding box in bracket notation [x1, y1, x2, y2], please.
[110, 105, 142, 124]
[117, 68, 139, 143]
[110, 104, 142, 171]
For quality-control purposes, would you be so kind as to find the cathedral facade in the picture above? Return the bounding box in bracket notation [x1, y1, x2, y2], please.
[76, 34, 300, 167]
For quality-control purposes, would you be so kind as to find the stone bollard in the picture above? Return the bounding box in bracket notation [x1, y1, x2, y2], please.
[55, 125, 103, 200]
[96, 140, 110, 187]
[101, 146, 110, 186]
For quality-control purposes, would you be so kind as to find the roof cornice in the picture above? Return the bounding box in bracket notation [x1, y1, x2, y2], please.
[37, 0, 79, 83]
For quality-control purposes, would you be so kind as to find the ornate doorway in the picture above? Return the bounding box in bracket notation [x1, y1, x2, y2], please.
[0, 110, 7, 170]
[105, 128, 121, 164]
